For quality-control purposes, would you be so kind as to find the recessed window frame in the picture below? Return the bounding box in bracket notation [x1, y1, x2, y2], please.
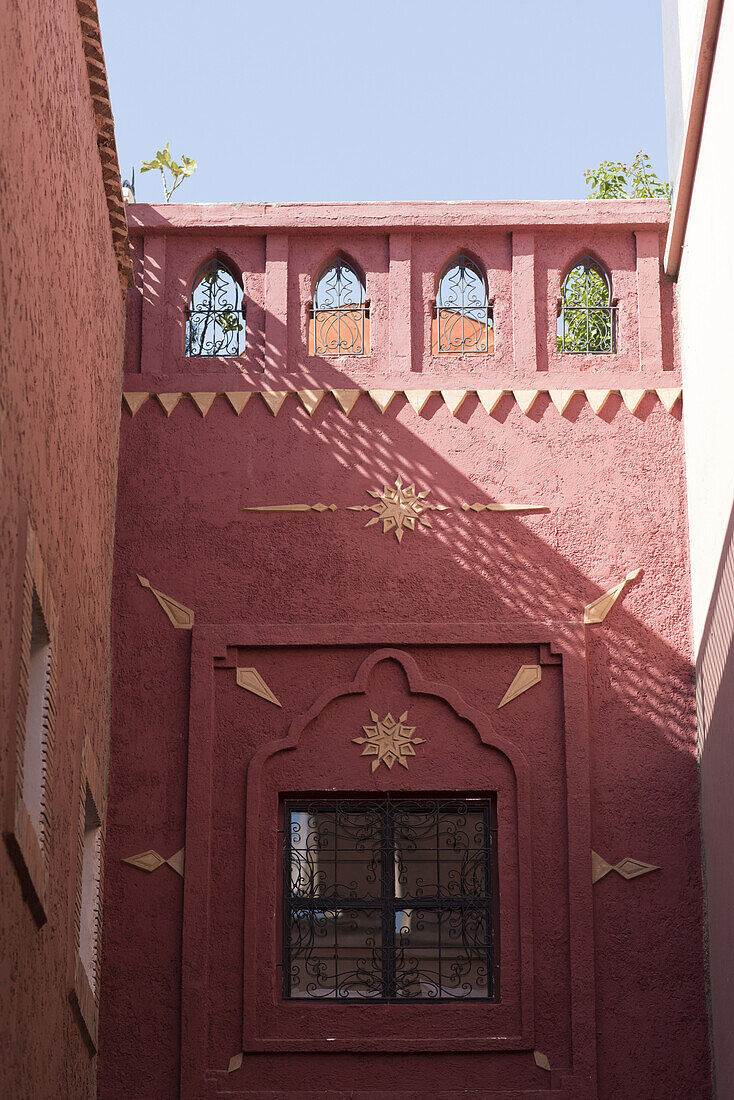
[432, 254, 494, 355]
[184, 256, 246, 358]
[69, 737, 106, 1050]
[5, 517, 57, 924]
[556, 254, 617, 355]
[282, 795, 498, 1004]
[309, 256, 370, 357]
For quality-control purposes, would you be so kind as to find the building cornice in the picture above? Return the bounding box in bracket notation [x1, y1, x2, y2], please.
[665, 0, 725, 278]
[76, 0, 132, 289]
[125, 200, 670, 237]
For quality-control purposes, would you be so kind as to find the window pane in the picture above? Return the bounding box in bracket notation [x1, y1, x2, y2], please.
[287, 907, 383, 1000]
[284, 799, 495, 1001]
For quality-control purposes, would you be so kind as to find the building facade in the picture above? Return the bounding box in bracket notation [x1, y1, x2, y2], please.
[0, 0, 129, 1096]
[99, 201, 710, 1098]
[662, 0, 733, 1094]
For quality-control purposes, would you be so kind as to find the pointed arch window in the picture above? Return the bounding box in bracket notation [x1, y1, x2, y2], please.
[310, 258, 369, 356]
[557, 256, 616, 354]
[185, 258, 245, 357]
[434, 255, 493, 354]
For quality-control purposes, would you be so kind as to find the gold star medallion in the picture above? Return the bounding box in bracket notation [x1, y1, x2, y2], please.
[349, 474, 448, 544]
[352, 710, 426, 772]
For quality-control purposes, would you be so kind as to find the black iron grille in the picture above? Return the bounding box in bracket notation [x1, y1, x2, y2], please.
[283, 797, 497, 1002]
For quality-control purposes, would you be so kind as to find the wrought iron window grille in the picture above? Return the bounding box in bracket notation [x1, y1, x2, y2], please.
[557, 256, 616, 354]
[283, 796, 497, 1003]
[435, 255, 493, 354]
[185, 259, 246, 357]
[311, 258, 368, 356]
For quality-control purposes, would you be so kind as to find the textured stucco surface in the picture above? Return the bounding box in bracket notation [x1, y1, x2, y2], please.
[101, 212, 709, 1098]
[0, 0, 125, 1096]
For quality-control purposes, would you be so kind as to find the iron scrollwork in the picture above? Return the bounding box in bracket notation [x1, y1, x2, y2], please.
[283, 796, 497, 1002]
[436, 255, 493, 354]
[311, 258, 367, 356]
[557, 255, 616, 354]
[185, 259, 245, 357]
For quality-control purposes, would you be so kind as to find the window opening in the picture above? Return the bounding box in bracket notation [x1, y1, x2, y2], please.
[435, 255, 493, 354]
[284, 796, 496, 1002]
[23, 592, 51, 840]
[185, 259, 245, 357]
[557, 256, 615, 354]
[79, 786, 102, 994]
[311, 258, 368, 356]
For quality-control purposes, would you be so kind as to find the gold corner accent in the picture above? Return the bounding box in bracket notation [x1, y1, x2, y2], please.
[298, 390, 325, 416]
[461, 502, 548, 514]
[137, 574, 194, 630]
[405, 389, 434, 414]
[584, 568, 642, 624]
[441, 389, 469, 415]
[656, 387, 682, 412]
[549, 389, 576, 414]
[122, 848, 184, 876]
[592, 849, 659, 884]
[585, 389, 612, 414]
[621, 389, 646, 414]
[533, 1051, 551, 1072]
[236, 667, 282, 707]
[225, 392, 251, 415]
[513, 390, 539, 415]
[369, 389, 396, 414]
[476, 390, 505, 414]
[190, 392, 217, 417]
[331, 389, 361, 415]
[352, 710, 425, 772]
[156, 392, 182, 417]
[497, 665, 541, 708]
[261, 391, 288, 416]
[123, 392, 149, 416]
[228, 1053, 244, 1074]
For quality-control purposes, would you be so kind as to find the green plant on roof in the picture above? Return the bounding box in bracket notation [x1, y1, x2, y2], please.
[585, 150, 671, 201]
[140, 143, 196, 202]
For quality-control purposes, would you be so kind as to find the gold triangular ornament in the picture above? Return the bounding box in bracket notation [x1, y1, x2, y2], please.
[236, 666, 282, 707]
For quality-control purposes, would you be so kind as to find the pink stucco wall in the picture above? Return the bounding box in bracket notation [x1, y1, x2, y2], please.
[101, 202, 708, 1098]
[0, 0, 126, 1096]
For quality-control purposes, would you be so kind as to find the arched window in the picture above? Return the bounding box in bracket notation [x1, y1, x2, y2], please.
[557, 257, 615, 354]
[185, 258, 245, 357]
[434, 255, 493, 354]
[310, 257, 368, 356]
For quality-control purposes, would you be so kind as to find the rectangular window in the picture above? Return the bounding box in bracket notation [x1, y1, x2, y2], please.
[283, 797, 496, 1002]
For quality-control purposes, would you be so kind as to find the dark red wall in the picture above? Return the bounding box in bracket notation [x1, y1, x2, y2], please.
[101, 205, 709, 1098]
[0, 0, 126, 1096]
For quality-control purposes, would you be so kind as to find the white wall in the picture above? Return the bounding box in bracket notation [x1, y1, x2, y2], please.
[662, 0, 707, 184]
[674, 0, 734, 650]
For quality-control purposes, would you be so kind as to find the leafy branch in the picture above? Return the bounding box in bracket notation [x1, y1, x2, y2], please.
[585, 151, 671, 202]
[140, 143, 196, 202]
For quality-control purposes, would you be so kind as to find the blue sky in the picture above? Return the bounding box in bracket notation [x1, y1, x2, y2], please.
[98, 0, 669, 205]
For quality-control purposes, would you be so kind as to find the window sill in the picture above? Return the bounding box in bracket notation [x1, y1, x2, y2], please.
[5, 795, 47, 926]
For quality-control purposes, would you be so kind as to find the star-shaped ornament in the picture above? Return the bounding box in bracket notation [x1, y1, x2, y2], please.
[352, 710, 426, 772]
[352, 474, 448, 544]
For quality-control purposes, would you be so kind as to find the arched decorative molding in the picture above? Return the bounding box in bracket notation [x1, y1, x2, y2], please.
[185, 249, 244, 300]
[241, 645, 534, 1054]
[433, 248, 490, 300]
[310, 249, 367, 300]
[433, 252, 493, 355]
[247, 648, 531, 787]
[558, 248, 613, 294]
[309, 253, 369, 356]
